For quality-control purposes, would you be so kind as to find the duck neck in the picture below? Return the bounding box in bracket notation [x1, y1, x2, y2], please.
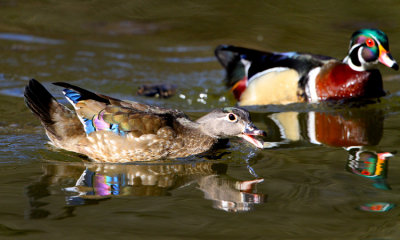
[175, 117, 218, 154]
[343, 45, 371, 72]
[195, 115, 222, 138]
[177, 117, 218, 140]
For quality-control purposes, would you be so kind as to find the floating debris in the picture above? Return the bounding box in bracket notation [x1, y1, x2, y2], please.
[137, 83, 177, 98]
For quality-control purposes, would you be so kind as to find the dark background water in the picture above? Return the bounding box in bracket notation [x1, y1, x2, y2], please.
[2, 1, 400, 239]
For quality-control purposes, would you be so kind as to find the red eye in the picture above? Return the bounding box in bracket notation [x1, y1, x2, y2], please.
[366, 38, 375, 47]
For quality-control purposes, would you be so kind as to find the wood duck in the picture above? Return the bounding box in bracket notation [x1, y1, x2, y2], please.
[215, 29, 398, 106]
[24, 79, 265, 163]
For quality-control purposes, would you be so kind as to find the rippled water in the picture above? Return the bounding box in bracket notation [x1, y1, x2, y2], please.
[2, 1, 400, 239]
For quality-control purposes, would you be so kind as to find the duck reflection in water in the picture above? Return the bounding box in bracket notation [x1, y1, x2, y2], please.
[346, 147, 393, 190]
[260, 108, 383, 148]
[26, 161, 265, 218]
[346, 148, 396, 212]
[258, 107, 395, 212]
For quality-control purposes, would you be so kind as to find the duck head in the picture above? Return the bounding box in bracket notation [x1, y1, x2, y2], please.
[344, 29, 398, 71]
[196, 107, 265, 148]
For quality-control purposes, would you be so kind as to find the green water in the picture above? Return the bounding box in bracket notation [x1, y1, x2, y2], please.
[1, 1, 400, 239]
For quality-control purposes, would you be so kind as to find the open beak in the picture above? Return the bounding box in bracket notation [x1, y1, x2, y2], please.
[239, 123, 266, 148]
[378, 45, 399, 70]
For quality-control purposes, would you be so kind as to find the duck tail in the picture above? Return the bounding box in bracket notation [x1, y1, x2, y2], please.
[216, 45, 255, 100]
[24, 79, 58, 136]
[215, 45, 247, 88]
[24, 79, 84, 145]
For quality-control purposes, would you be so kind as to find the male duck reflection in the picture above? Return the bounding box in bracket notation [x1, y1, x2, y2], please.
[215, 29, 398, 105]
[346, 148, 393, 190]
[24, 79, 265, 163]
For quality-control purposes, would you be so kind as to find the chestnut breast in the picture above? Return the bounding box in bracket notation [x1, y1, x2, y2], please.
[316, 62, 385, 101]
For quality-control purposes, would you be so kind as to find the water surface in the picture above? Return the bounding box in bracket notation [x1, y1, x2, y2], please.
[1, 1, 400, 239]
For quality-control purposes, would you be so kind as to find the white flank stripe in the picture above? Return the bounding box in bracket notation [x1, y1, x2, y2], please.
[240, 58, 251, 78]
[305, 67, 320, 103]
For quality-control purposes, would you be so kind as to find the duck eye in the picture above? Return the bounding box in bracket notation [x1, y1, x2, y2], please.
[228, 113, 237, 122]
[366, 38, 375, 47]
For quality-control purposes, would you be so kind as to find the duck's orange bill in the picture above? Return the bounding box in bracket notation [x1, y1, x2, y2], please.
[378, 45, 399, 70]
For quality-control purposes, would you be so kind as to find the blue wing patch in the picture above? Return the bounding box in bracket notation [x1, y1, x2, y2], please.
[83, 118, 95, 134]
[61, 88, 96, 134]
[63, 88, 82, 105]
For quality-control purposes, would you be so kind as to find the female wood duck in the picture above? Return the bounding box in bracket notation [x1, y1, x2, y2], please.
[215, 29, 398, 106]
[24, 79, 265, 163]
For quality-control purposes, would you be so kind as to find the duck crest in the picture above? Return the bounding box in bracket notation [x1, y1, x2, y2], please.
[221, 106, 250, 120]
[350, 29, 389, 51]
[222, 107, 236, 113]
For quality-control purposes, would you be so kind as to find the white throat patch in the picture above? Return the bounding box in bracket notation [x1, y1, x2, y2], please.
[343, 43, 378, 71]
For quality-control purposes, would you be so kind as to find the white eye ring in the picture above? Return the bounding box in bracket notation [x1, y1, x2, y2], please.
[227, 113, 238, 122]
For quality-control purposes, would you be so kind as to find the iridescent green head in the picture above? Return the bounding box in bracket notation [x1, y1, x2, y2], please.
[344, 29, 398, 71]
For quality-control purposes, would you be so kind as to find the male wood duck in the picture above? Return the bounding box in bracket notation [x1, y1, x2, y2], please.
[215, 29, 398, 106]
[24, 79, 265, 163]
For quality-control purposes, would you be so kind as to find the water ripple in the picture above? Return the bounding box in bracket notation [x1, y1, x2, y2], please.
[0, 33, 64, 45]
[82, 40, 121, 49]
[163, 56, 216, 63]
[158, 46, 211, 53]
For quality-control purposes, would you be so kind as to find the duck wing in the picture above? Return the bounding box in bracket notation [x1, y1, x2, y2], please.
[215, 44, 335, 86]
[53, 82, 187, 137]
